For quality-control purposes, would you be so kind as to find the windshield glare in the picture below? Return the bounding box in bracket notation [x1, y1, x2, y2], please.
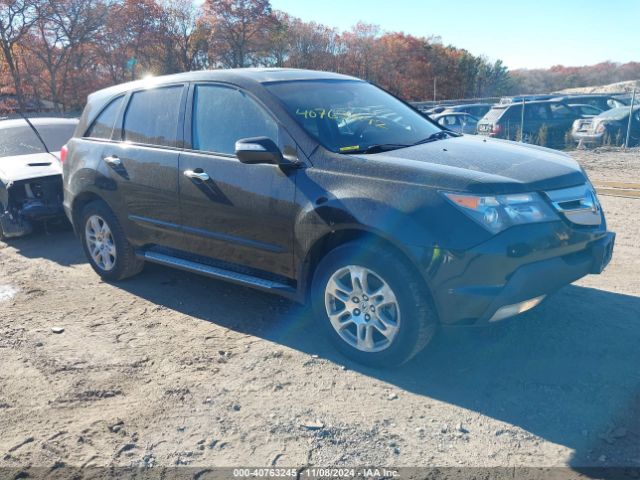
[266, 80, 442, 153]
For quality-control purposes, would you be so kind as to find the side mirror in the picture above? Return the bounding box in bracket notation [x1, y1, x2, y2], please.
[235, 137, 283, 165]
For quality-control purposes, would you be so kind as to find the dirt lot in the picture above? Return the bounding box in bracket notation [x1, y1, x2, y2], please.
[1, 149, 639, 471]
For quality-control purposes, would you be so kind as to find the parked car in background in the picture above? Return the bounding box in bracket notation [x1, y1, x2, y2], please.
[442, 103, 493, 119]
[424, 105, 448, 115]
[571, 106, 640, 147]
[477, 100, 586, 147]
[0, 117, 78, 239]
[499, 94, 558, 104]
[64, 69, 614, 366]
[432, 112, 479, 134]
[553, 95, 628, 111]
[568, 104, 604, 118]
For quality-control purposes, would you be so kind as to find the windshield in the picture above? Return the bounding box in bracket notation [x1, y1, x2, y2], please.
[0, 123, 76, 158]
[598, 106, 638, 121]
[266, 80, 442, 153]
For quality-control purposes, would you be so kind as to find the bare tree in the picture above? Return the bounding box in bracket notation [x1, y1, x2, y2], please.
[25, 0, 108, 110]
[0, 0, 39, 109]
[158, 0, 206, 73]
[203, 0, 275, 68]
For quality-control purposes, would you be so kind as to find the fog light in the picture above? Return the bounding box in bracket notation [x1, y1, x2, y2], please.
[489, 295, 546, 322]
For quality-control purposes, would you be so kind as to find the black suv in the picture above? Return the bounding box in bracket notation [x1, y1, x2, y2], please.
[63, 69, 615, 366]
[477, 100, 586, 147]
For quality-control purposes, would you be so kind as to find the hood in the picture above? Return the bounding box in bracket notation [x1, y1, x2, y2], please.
[354, 135, 586, 194]
[0, 152, 62, 184]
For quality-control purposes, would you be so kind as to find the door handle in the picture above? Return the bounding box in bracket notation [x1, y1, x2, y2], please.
[103, 155, 122, 167]
[184, 169, 210, 181]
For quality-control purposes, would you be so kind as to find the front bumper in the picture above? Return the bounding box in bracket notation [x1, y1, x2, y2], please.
[473, 231, 614, 324]
[410, 220, 615, 326]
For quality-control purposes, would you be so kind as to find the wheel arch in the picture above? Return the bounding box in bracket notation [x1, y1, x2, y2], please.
[299, 227, 435, 308]
[70, 191, 109, 234]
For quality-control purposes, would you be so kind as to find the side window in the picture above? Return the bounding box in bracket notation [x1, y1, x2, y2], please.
[550, 103, 574, 119]
[123, 86, 183, 147]
[85, 96, 124, 139]
[192, 84, 278, 155]
[526, 105, 549, 120]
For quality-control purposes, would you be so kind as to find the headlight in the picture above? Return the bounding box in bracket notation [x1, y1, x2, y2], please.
[442, 191, 558, 234]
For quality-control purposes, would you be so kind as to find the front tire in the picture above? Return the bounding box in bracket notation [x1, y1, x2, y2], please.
[311, 242, 438, 367]
[80, 200, 144, 281]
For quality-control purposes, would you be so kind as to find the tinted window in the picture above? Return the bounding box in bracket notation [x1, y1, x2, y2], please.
[123, 86, 183, 147]
[550, 103, 574, 119]
[525, 104, 549, 120]
[439, 116, 458, 126]
[0, 123, 76, 158]
[192, 85, 278, 155]
[86, 96, 123, 139]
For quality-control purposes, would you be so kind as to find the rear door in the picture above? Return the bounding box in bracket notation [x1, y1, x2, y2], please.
[549, 102, 578, 145]
[177, 83, 297, 279]
[101, 84, 187, 248]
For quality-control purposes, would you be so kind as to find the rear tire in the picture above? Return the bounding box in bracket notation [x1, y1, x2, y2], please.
[311, 242, 438, 367]
[80, 200, 144, 281]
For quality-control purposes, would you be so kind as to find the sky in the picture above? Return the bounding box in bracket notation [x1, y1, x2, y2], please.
[269, 0, 640, 70]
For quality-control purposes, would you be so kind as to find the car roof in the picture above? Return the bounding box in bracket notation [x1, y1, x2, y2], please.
[433, 112, 473, 118]
[0, 117, 78, 129]
[492, 99, 567, 109]
[87, 68, 361, 102]
[448, 103, 492, 108]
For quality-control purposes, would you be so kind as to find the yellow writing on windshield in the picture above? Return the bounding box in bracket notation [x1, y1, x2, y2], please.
[295, 108, 387, 128]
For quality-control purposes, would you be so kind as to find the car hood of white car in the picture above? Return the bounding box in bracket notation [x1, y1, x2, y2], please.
[0, 152, 62, 185]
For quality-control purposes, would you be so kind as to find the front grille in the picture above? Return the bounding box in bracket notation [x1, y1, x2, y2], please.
[544, 184, 602, 226]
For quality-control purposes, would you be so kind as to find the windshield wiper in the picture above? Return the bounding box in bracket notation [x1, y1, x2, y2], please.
[412, 130, 460, 146]
[341, 143, 411, 154]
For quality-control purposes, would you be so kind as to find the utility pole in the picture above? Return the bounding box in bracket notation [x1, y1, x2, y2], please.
[625, 88, 636, 149]
[433, 77, 437, 102]
[520, 98, 525, 142]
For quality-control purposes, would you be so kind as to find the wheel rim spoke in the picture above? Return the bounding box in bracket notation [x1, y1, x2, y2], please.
[349, 266, 369, 294]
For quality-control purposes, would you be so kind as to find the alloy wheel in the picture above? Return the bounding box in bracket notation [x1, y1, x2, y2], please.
[85, 215, 117, 271]
[324, 265, 401, 353]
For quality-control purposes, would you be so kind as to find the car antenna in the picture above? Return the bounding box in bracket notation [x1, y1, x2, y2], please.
[16, 103, 50, 155]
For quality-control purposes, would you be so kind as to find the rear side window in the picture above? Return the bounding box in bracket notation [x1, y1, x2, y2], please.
[550, 103, 574, 119]
[85, 96, 123, 139]
[123, 86, 183, 147]
[483, 108, 506, 122]
[192, 84, 278, 155]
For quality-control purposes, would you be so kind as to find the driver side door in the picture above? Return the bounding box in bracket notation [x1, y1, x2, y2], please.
[178, 83, 298, 279]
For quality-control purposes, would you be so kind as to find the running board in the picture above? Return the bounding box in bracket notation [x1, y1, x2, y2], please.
[141, 250, 296, 294]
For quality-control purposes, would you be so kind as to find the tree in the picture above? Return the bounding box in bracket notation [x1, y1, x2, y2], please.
[0, 0, 39, 110]
[202, 0, 275, 68]
[158, 0, 207, 73]
[27, 0, 109, 111]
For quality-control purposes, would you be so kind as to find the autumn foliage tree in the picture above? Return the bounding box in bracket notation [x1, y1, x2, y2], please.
[203, 0, 275, 68]
[1, 0, 636, 115]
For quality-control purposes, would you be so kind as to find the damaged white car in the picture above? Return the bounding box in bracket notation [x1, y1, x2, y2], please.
[0, 117, 78, 239]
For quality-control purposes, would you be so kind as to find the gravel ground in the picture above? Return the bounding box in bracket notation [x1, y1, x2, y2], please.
[0, 149, 639, 471]
[571, 147, 640, 183]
